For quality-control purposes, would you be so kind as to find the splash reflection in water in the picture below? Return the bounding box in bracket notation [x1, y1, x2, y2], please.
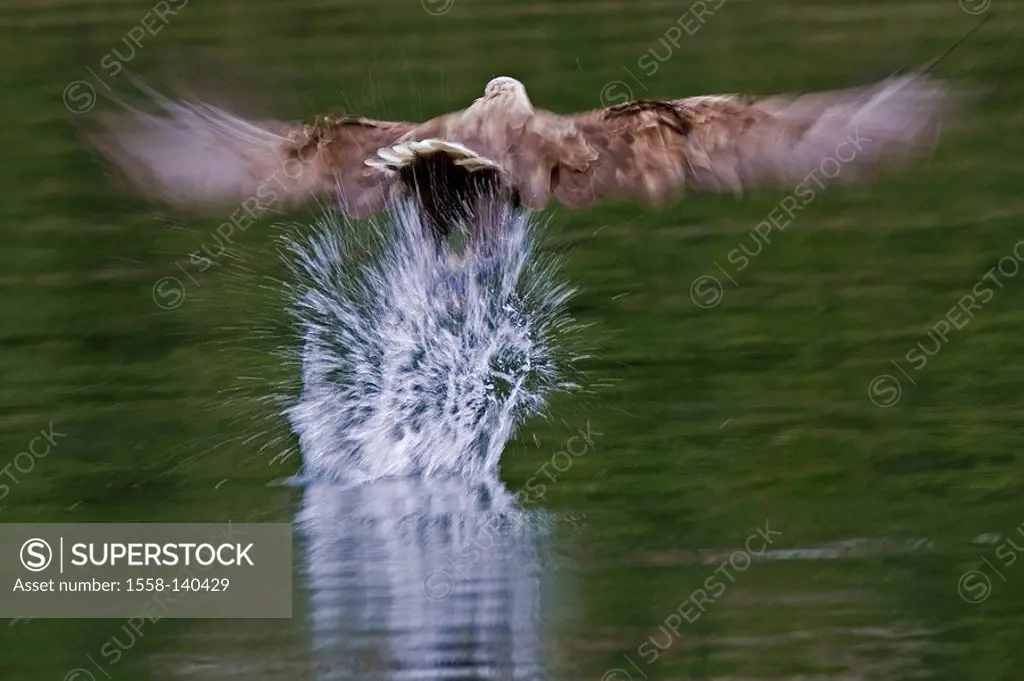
[296, 477, 551, 681]
[282, 200, 575, 679]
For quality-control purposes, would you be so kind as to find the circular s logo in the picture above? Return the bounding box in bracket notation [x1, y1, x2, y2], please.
[422, 0, 455, 16]
[959, 0, 991, 15]
[20, 538, 53, 572]
[690, 275, 724, 309]
[958, 569, 992, 604]
[600, 81, 634, 107]
[422, 569, 455, 602]
[63, 81, 96, 114]
[152, 276, 186, 310]
[64, 669, 98, 681]
[867, 374, 901, 408]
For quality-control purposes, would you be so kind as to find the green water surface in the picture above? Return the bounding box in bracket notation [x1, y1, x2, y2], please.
[1, 0, 1023, 678]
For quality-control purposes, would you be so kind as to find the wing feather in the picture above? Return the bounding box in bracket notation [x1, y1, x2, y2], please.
[85, 82, 416, 219]
[547, 74, 951, 209]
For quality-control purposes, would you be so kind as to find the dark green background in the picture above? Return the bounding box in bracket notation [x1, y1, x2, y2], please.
[1, 0, 1022, 678]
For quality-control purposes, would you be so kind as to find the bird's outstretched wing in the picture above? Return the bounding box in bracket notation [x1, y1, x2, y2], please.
[543, 74, 951, 210]
[84, 82, 416, 219]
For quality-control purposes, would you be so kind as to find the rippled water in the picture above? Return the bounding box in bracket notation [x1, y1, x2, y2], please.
[279, 198, 568, 678]
[2, 0, 1023, 679]
[264, 197, 572, 680]
[297, 478, 551, 681]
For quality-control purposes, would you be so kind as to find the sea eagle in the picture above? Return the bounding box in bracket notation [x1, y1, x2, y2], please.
[85, 73, 950, 242]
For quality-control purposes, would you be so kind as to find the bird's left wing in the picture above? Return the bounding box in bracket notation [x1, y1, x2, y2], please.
[85, 84, 417, 219]
[541, 74, 951, 210]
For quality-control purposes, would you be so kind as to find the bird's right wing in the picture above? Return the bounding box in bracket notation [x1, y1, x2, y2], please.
[85, 83, 416, 219]
[544, 74, 951, 209]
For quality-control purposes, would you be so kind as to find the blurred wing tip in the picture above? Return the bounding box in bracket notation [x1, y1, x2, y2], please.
[79, 80, 308, 212]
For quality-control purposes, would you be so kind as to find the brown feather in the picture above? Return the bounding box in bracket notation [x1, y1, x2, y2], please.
[86, 95, 414, 219]
[86, 74, 951, 229]
[542, 75, 950, 210]
[301, 115, 417, 218]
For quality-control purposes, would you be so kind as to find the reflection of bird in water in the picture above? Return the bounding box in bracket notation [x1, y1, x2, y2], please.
[86, 72, 950, 247]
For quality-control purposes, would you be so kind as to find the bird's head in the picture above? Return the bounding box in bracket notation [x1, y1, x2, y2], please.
[482, 76, 532, 109]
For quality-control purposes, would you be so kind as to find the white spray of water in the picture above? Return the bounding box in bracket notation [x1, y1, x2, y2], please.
[280, 198, 583, 484]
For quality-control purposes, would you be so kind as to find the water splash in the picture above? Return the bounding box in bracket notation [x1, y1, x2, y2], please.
[280, 199, 583, 483]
